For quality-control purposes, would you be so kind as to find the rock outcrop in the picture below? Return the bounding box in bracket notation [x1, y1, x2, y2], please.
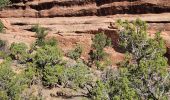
[0, 0, 170, 17]
[0, 0, 170, 65]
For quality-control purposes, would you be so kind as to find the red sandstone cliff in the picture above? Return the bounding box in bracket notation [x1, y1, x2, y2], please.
[0, 0, 170, 17]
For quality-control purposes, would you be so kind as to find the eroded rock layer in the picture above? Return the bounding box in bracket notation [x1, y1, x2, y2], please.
[0, 0, 170, 17]
[0, 0, 170, 65]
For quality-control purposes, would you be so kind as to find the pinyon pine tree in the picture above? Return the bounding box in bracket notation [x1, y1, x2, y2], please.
[115, 19, 170, 100]
[90, 19, 170, 100]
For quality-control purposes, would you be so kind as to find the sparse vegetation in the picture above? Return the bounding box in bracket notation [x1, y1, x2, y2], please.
[0, 18, 169, 99]
[0, 59, 34, 100]
[67, 44, 83, 60]
[45, 37, 58, 46]
[10, 42, 28, 63]
[0, 0, 10, 9]
[91, 33, 111, 61]
[62, 61, 93, 89]
[116, 19, 169, 100]
[0, 20, 4, 33]
[31, 24, 48, 46]
[0, 39, 6, 48]
[89, 33, 112, 70]
[89, 19, 170, 100]
[43, 64, 64, 87]
[34, 45, 62, 68]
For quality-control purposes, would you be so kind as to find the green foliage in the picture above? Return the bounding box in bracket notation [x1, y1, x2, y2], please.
[7, 63, 38, 99]
[0, 60, 38, 99]
[116, 19, 148, 55]
[42, 64, 64, 87]
[63, 61, 92, 89]
[90, 33, 112, 70]
[24, 63, 38, 85]
[0, 20, 4, 33]
[0, 39, 6, 48]
[0, 39, 6, 55]
[42, 60, 92, 89]
[89, 68, 139, 100]
[0, 90, 8, 100]
[10, 42, 28, 62]
[108, 68, 139, 100]
[90, 33, 111, 62]
[0, 18, 168, 99]
[31, 24, 40, 32]
[0, 59, 25, 100]
[0, 0, 10, 9]
[95, 58, 111, 71]
[45, 37, 58, 46]
[0, 39, 7, 59]
[67, 44, 83, 60]
[31, 24, 48, 46]
[89, 19, 170, 100]
[114, 19, 169, 99]
[34, 45, 62, 68]
[89, 80, 109, 100]
[0, 60, 14, 91]
[92, 33, 112, 50]
[7, 74, 27, 100]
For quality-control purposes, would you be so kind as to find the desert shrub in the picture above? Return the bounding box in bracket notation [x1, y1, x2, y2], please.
[29, 37, 58, 53]
[0, 90, 8, 100]
[7, 63, 38, 99]
[89, 33, 112, 70]
[89, 19, 170, 100]
[0, 0, 10, 9]
[24, 63, 38, 85]
[114, 19, 169, 99]
[0, 59, 24, 100]
[42, 60, 93, 89]
[42, 64, 64, 87]
[0, 60, 37, 100]
[30, 24, 39, 32]
[31, 24, 48, 46]
[45, 37, 58, 46]
[0, 39, 6, 54]
[62, 61, 93, 89]
[0, 60, 14, 92]
[89, 66, 139, 100]
[89, 80, 109, 100]
[0, 20, 4, 33]
[90, 33, 111, 62]
[0, 39, 6, 48]
[7, 75, 28, 100]
[34, 45, 62, 68]
[108, 68, 139, 100]
[10, 42, 28, 62]
[0, 51, 7, 59]
[94, 58, 111, 71]
[67, 44, 83, 60]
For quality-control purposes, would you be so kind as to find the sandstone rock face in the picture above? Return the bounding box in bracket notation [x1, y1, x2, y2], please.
[0, 0, 170, 65]
[0, 0, 170, 17]
[1, 15, 170, 65]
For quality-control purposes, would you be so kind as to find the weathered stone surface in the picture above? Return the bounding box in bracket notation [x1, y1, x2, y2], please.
[0, 0, 170, 65]
[1, 15, 170, 65]
[0, 0, 170, 17]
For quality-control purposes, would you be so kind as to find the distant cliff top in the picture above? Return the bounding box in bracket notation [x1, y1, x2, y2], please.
[0, 0, 170, 17]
